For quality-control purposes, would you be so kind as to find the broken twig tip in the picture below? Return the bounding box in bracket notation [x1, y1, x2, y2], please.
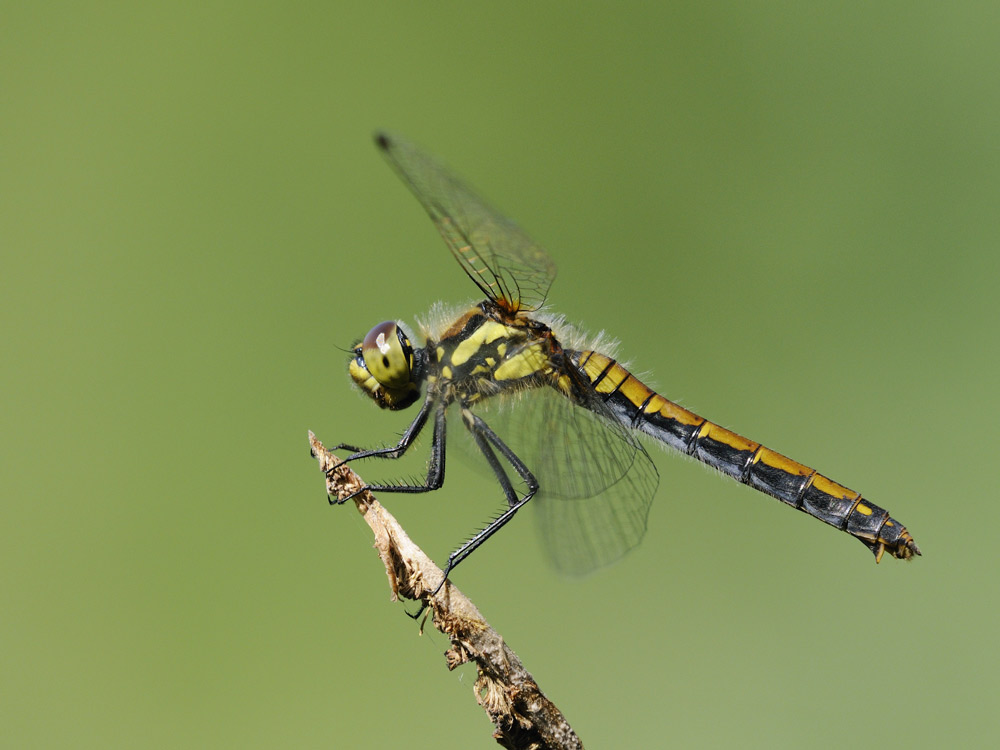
[308, 431, 583, 749]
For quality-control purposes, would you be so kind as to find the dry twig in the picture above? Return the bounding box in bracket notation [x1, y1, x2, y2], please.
[309, 431, 583, 750]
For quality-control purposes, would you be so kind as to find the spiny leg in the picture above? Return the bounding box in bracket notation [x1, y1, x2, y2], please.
[327, 393, 435, 470]
[431, 410, 539, 595]
[467, 413, 520, 509]
[331, 400, 447, 505]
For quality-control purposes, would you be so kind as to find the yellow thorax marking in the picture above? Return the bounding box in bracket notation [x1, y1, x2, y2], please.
[450, 320, 519, 367]
[493, 341, 548, 381]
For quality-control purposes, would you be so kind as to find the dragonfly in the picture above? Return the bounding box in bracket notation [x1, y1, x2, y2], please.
[329, 132, 920, 584]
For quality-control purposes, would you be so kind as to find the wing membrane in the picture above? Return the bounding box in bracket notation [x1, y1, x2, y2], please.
[376, 132, 556, 312]
[474, 380, 659, 575]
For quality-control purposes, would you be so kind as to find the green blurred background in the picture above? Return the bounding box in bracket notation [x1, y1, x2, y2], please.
[4, 2, 998, 747]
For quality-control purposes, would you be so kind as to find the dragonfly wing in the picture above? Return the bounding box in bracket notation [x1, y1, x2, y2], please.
[474, 381, 659, 575]
[376, 132, 556, 312]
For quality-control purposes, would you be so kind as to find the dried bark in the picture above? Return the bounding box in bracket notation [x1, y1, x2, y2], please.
[309, 431, 583, 750]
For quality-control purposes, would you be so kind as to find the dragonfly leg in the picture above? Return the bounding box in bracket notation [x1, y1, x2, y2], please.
[327, 442, 364, 454]
[465, 415, 519, 509]
[328, 393, 435, 470]
[326, 394, 435, 503]
[462, 410, 539, 495]
[332, 399, 447, 505]
[426, 410, 539, 596]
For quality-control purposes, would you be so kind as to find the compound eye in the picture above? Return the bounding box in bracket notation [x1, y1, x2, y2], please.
[361, 321, 413, 389]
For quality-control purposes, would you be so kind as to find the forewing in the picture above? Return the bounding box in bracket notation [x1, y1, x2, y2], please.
[376, 132, 556, 312]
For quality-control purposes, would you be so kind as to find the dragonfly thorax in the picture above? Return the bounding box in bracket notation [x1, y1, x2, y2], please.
[427, 304, 565, 409]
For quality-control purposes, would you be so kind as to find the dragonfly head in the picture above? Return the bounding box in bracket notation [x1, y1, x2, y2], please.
[349, 320, 421, 410]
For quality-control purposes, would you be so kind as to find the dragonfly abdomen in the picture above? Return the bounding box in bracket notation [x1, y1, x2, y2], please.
[569, 349, 920, 562]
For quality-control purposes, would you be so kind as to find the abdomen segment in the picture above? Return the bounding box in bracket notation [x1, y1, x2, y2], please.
[568, 349, 920, 562]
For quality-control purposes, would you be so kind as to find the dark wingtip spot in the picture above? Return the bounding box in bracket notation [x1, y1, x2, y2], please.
[374, 132, 391, 150]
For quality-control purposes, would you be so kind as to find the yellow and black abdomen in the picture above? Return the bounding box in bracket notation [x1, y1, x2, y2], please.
[568, 349, 920, 562]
